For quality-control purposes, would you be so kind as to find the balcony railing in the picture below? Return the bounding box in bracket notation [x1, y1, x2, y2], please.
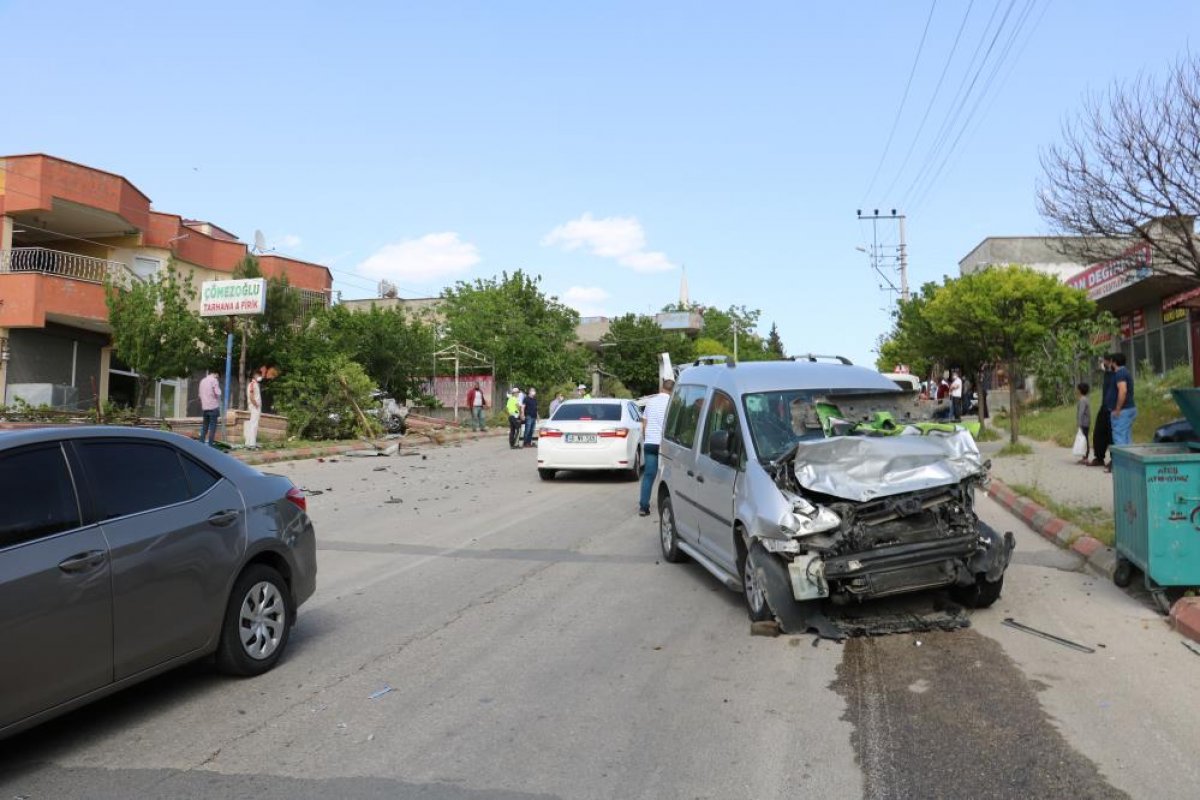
[0, 247, 140, 287]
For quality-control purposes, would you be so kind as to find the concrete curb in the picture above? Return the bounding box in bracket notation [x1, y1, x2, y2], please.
[986, 478, 1116, 580]
[986, 477, 1197, 646]
[229, 428, 507, 466]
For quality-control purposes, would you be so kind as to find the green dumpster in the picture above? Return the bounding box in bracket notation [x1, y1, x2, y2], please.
[1110, 389, 1200, 611]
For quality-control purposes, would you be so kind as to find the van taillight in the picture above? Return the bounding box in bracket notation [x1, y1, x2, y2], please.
[286, 486, 307, 512]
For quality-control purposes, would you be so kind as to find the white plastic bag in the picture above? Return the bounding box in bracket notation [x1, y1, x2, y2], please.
[1072, 429, 1087, 458]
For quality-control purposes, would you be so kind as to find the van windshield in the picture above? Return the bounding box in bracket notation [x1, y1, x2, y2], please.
[742, 389, 878, 461]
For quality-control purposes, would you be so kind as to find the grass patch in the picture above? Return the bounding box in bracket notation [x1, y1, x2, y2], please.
[974, 425, 1002, 442]
[997, 441, 1033, 457]
[1007, 481, 1115, 546]
[991, 364, 1193, 447]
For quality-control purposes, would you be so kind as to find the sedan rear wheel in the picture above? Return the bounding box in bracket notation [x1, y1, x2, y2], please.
[626, 450, 641, 481]
[216, 564, 293, 676]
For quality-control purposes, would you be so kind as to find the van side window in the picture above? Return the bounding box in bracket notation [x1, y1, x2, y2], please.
[664, 384, 707, 448]
[0, 444, 81, 548]
[700, 391, 740, 457]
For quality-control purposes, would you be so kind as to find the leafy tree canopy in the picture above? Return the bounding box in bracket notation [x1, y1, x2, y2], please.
[599, 314, 696, 396]
[318, 304, 437, 402]
[440, 270, 586, 389]
[106, 261, 210, 412]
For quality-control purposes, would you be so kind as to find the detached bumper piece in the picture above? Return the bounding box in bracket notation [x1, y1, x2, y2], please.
[824, 533, 979, 599]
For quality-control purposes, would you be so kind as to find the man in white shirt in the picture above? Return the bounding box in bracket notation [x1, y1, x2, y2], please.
[638, 379, 675, 516]
[245, 369, 263, 449]
[950, 369, 964, 421]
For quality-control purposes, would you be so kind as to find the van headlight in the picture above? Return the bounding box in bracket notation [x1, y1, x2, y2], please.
[779, 502, 841, 537]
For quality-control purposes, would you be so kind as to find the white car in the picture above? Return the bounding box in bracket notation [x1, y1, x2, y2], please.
[536, 398, 644, 481]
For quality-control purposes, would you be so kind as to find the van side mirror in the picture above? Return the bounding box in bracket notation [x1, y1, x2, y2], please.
[710, 430, 737, 465]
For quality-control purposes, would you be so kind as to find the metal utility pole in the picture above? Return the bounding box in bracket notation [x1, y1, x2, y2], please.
[856, 209, 908, 303]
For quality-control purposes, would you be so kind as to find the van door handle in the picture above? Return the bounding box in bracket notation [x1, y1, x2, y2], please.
[59, 550, 106, 574]
[695, 475, 705, 483]
[207, 510, 240, 528]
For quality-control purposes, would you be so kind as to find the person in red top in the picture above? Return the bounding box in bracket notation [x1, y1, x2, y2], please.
[466, 382, 488, 432]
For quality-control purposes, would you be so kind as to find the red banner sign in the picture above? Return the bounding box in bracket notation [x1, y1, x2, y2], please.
[1066, 244, 1152, 300]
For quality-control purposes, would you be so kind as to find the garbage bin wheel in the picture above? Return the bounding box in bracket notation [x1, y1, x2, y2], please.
[1113, 557, 1135, 588]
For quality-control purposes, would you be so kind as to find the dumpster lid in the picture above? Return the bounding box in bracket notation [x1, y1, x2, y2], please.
[1171, 388, 1200, 438]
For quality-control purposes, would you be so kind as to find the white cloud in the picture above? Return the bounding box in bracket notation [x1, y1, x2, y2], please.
[542, 213, 675, 272]
[278, 233, 302, 250]
[357, 232, 481, 284]
[562, 285, 611, 317]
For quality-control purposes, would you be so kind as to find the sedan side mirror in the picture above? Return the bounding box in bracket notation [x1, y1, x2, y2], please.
[710, 429, 737, 466]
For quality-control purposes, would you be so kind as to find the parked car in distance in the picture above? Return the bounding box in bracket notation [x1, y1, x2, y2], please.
[1153, 418, 1199, 443]
[537, 398, 644, 481]
[655, 359, 1013, 637]
[0, 427, 317, 740]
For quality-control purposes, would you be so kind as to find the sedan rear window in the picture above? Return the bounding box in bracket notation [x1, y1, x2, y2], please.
[552, 403, 622, 422]
[78, 441, 191, 519]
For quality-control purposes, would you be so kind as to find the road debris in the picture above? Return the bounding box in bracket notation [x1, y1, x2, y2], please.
[368, 685, 395, 700]
[1182, 640, 1200, 657]
[1002, 617, 1095, 653]
[750, 620, 781, 637]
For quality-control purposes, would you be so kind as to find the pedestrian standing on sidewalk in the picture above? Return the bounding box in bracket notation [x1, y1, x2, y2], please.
[638, 378, 674, 517]
[506, 388, 523, 449]
[1110, 352, 1137, 456]
[1075, 382, 1091, 464]
[245, 368, 263, 449]
[1092, 354, 1116, 467]
[949, 369, 964, 421]
[522, 388, 538, 447]
[466, 382, 488, 432]
[198, 367, 222, 446]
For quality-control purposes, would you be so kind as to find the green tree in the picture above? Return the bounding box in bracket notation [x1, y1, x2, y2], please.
[874, 282, 944, 379]
[663, 301, 770, 361]
[321, 304, 437, 402]
[599, 314, 696, 396]
[440, 270, 586, 389]
[106, 261, 210, 414]
[1025, 314, 1118, 406]
[271, 349, 378, 440]
[766, 322, 786, 358]
[922, 265, 1095, 443]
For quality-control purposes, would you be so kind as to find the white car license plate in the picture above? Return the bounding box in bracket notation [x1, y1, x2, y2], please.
[565, 433, 598, 444]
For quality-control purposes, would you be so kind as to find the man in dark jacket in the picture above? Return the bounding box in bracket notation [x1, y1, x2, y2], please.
[1091, 354, 1116, 467]
[522, 388, 539, 447]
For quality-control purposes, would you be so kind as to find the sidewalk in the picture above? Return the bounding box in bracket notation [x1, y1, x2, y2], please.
[227, 426, 506, 466]
[978, 435, 1200, 645]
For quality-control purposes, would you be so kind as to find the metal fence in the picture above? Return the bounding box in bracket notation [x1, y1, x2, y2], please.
[0, 247, 139, 286]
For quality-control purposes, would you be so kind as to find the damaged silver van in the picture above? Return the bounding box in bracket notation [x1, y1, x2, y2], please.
[656, 358, 1013, 637]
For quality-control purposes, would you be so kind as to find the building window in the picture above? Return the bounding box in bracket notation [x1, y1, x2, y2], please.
[1164, 321, 1190, 371]
[1132, 335, 1149, 375]
[1148, 328, 1164, 374]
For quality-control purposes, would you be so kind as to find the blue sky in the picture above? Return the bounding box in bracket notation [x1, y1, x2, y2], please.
[3, 0, 1197, 367]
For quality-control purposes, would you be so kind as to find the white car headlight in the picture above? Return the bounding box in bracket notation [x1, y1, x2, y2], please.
[778, 494, 841, 537]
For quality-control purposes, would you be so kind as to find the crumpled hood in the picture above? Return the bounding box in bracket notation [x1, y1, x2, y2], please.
[790, 429, 985, 502]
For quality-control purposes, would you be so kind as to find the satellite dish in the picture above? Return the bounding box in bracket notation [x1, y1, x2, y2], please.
[378, 280, 398, 299]
[253, 229, 267, 253]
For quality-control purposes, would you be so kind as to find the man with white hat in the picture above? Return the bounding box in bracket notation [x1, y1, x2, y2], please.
[505, 387, 524, 449]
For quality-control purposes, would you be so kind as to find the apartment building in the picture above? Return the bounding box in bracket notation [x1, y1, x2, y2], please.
[0, 154, 332, 415]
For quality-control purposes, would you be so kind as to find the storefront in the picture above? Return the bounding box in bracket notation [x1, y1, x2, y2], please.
[1066, 244, 1198, 385]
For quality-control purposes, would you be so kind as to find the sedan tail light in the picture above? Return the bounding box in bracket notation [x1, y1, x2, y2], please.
[540, 428, 564, 438]
[598, 428, 630, 438]
[286, 486, 307, 512]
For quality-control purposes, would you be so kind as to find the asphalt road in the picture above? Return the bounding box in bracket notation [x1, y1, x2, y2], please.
[2, 437, 1198, 799]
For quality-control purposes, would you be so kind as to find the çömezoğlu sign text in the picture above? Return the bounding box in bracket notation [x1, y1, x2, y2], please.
[200, 278, 267, 317]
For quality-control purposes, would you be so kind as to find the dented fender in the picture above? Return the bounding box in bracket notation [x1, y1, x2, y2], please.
[968, 526, 1016, 583]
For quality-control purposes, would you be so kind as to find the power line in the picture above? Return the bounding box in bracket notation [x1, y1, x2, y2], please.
[899, 0, 1014, 208]
[861, 0, 939, 204]
[907, 0, 1039, 210]
[879, 0, 976, 202]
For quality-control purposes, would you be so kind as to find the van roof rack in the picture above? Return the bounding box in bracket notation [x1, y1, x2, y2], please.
[787, 354, 854, 365]
[692, 355, 730, 366]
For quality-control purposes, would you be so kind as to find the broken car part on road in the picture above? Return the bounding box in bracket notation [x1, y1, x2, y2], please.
[1002, 617, 1096, 654]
